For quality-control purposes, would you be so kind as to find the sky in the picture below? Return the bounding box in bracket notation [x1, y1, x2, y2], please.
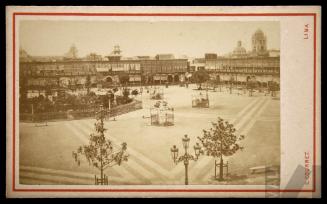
[19, 21, 280, 58]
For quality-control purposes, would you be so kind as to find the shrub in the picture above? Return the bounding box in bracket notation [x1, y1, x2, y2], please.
[123, 88, 130, 98]
[131, 89, 139, 96]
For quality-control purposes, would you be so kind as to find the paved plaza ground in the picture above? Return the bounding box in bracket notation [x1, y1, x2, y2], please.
[19, 84, 280, 185]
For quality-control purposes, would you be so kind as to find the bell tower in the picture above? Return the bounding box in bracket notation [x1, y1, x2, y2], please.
[252, 29, 267, 56]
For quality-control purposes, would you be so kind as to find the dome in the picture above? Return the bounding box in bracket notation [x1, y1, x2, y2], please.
[233, 41, 247, 56]
[252, 29, 265, 39]
[234, 46, 246, 54]
[19, 48, 30, 58]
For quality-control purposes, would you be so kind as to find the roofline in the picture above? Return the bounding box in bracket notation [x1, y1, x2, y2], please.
[19, 58, 189, 64]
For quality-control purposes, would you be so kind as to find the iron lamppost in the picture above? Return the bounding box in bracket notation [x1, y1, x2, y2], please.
[171, 134, 202, 185]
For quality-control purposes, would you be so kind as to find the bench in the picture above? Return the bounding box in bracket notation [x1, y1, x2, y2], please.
[249, 165, 273, 174]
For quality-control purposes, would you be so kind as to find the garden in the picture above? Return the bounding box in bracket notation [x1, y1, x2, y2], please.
[19, 86, 141, 122]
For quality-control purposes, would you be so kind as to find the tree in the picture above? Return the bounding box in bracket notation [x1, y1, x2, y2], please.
[99, 95, 110, 109]
[107, 91, 115, 106]
[73, 78, 79, 90]
[197, 117, 244, 181]
[45, 81, 53, 100]
[247, 80, 256, 96]
[268, 81, 279, 97]
[119, 74, 130, 86]
[192, 70, 210, 90]
[36, 98, 46, 113]
[85, 75, 91, 94]
[66, 94, 77, 107]
[68, 79, 72, 90]
[72, 107, 129, 185]
[229, 76, 234, 94]
[131, 89, 139, 97]
[123, 88, 130, 99]
[19, 76, 28, 106]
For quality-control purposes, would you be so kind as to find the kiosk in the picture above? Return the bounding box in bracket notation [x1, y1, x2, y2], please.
[192, 91, 209, 108]
[150, 86, 164, 100]
[150, 101, 174, 126]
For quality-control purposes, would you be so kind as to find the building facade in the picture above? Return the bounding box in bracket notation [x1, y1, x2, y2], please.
[95, 59, 142, 85]
[189, 58, 205, 72]
[204, 29, 280, 84]
[19, 57, 188, 88]
[19, 61, 98, 88]
[20, 29, 279, 90]
[205, 56, 280, 83]
[140, 59, 188, 84]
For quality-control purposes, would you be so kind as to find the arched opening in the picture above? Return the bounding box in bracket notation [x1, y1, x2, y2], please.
[174, 75, 180, 82]
[246, 76, 251, 82]
[216, 75, 220, 83]
[251, 76, 256, 81]
[102, 76, 114, 88]
[149, 76, 154, 84]
[105, 76, 113, 83]
[168, 75, 173, 83]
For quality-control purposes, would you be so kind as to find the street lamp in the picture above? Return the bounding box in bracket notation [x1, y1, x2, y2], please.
[182, 134, 190, 150]
[96, 104, 107, 122]
[170, 145, 178, 162]
[171, 134, 202, 185]
[194, 142, 201, 159]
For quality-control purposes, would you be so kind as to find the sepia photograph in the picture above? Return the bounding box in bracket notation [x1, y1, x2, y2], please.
[18, 20, 280, 186]
[6, 6, 320, 198]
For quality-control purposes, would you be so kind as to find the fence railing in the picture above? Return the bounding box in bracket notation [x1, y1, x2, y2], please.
[20, 100, 142, 122]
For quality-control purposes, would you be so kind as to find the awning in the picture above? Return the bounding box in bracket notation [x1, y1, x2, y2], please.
[153, 75, 168, 80]
[96, 67, 109, 72]
[129, 75, 141, 82]
[185, 73, 192, 78]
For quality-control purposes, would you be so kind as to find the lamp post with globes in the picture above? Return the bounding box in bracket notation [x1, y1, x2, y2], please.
[170, 134, 202, 185]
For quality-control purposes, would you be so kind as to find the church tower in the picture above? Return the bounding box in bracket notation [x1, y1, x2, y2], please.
[106, 45, 122, 61]
[252, 29, 268, 56]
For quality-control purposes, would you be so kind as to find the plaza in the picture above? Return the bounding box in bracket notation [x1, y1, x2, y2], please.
[19, 84, 280, 185]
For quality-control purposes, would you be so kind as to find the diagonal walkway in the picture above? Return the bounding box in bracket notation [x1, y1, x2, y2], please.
[79, 120, 172, 175]
[193, 98, 271, 182]
[171, 97, 265, 179]
[175, 97, 270, 183]
[20, 95, 275, 185]
[67, 120, 164, 183]
[19, 165, 135, 185]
